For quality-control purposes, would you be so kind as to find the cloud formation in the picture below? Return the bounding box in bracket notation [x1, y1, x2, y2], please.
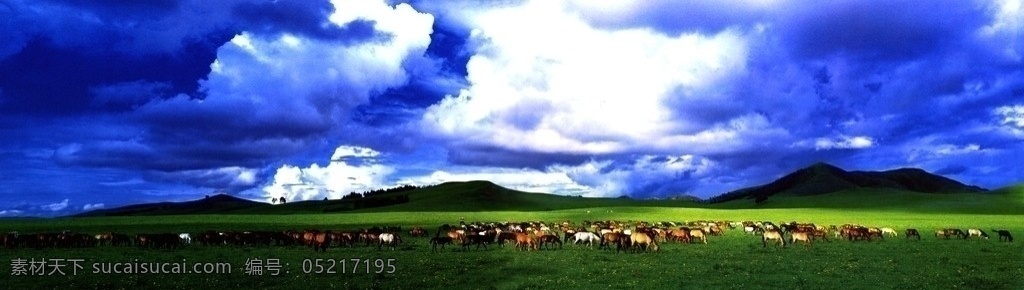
[2, 0, 1023, 215]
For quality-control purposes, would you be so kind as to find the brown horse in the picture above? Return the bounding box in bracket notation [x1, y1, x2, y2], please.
[629, 232, 659, 253]
[810, 229, 829, 242]
[496, 232, 517, 247]
[601, 232, 628, 252]
[408, 226, 428, 237]
[668, 228, 691, 243]
[94, 232, 113, 246]
[689, 229, 707, 244]
[905, 228, 921, 240]
[846, 227, 872, 242]
[762, 230, 785, 247]
[790, 231, 811, 247]
[514, 233, 537, 251]
[462, 234, 491, 251]
[313, 231, 331, 252]
[430, 236, 453, 252]
[936, 229, 967, 239]
[537, 234, 562, 250]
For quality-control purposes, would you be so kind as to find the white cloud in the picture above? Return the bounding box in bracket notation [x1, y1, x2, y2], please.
[995, 104, 1024, 127]
[41, 199, 69, 212]
[396, 154, 720, 198]
[809, 135, 875, 150]
[263, 146, 395, 202]
[202, 0, 433, 109]
[904, 135, 993, 163]
[82, 203, 105, 211]
[421, 0, 752, 155]
[979, 0, 1022, 61]
[0, 210, 24, 216]
[331, 145, 381, 160]
[994, 104, 1024, 137]
[935, 143, 982, 156]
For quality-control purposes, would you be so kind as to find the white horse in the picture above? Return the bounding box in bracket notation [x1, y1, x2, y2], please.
[178, 233, 192, 245]
[378, 233, 400, 250]
[880, 228, 898, 237]
[744, 226, 758, 235]
[967, 229, 989, 239]
[573, 232, 601, 247]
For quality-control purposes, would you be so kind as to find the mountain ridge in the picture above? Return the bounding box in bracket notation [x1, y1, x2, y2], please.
[706, 162, 987, 204]
[70, 163, 996, 216]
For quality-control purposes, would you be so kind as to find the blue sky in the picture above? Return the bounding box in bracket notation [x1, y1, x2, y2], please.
[1, 0, 1022, 216]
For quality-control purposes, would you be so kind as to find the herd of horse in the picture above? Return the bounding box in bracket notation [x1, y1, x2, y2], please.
[0, 220, 1014, 252]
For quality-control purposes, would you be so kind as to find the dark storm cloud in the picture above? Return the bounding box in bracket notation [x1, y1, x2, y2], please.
[0, 0, 441, 201]
[447, 146, 592, 170]
[233, 0, 384, 43]
[0, 33, 231, 116]
[780, 1, 991, 62]
[573, 1, 770, 35]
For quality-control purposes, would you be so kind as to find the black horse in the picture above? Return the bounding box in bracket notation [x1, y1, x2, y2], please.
[991, 229, 1013, 242]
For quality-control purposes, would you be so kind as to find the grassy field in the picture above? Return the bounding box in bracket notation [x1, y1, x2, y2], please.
[2, 205, 1023, 289]
[2, 183, 1022, 289]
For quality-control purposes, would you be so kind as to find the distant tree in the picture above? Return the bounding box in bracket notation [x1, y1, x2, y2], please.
[323, 197, 328, 201]
[272, 197, 278, 204]
[342, 192, 363, 200]
[280, 197, 287, 204]
[754, 194, 767, 204]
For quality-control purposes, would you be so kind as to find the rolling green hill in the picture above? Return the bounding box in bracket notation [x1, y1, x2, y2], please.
[71, 194, 265, 217]
[72, 181, 698, 216]
[233, 180, 697, 214]
[70, 168, 1019, 217]
[707, 162, 987, 204]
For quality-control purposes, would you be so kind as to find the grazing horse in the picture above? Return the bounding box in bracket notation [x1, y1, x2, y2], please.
[967, 229, 989, 240]
[408, 227, 428, 237]
[867, 227, 884, 239]
[446, 230, 466, 245]
[496, 232, 517, 247]
[810, 229, 829, 242]
[629, 232, 659, 253]
[378, 233, 400, 251]
[936, 229, 967, 239]
[790, 231, 811, 247]
[905, 229, 921, 240]
[669, 228, 691, 243]
[462, 234, 491, 251]
[573, 232, 601, 247]
[430, 237, 453, 252]
[991, 229, 1013, 242]
[601, 232, 628, 252]
[762, 230, 785, 248]
[514, 233, 538, 251]
[178, 233, 192, 245]
[94, 232, 113, 246]
[880, 228, 897, 237]
[689, 229, 708, 244]
[743, 226, 760, 235]
[312, 231, 331, 252]
[538, 234, 562, 250]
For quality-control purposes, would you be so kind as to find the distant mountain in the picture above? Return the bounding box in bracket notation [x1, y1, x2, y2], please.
[72, 194, 266, 217]
[70, 181, 694, 217]
[707, 162, 987, 204]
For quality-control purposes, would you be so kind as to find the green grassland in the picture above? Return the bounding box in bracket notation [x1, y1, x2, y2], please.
[2, 183, 1023, 289]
